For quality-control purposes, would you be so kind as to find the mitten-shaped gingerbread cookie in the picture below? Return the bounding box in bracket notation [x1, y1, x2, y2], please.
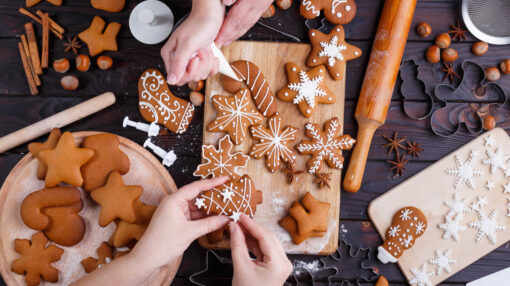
[377, 206, 427, 264]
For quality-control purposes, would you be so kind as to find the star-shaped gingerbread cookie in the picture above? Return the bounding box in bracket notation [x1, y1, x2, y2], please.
[307, 25, 362, 81]
[28, 128, 61, 180]
[38, 131, 94, 187]
[300, 0, 357, 25]
[111, 201, 156, 247]
[78, 16, 121, 57]
[289, 192, 330, 235]
[208, 88, 264, 144]
[90, 171, 143, 227]
[278, 63, 335, 117]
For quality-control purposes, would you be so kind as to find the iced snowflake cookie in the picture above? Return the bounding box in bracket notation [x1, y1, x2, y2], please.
[409, 264, 433, 286]
[445, 150, 483, 190]
[307, 25, 362, 80]
[249, 113, 298, 173]
[195, 175, 263, 222]
[194, 135, 250, 180]
[208, 88, 264, 144]
[296, 117, 355, 173]
[377, 206, 427, 264]
[138, 69, 195, 134]
[277, 63, 335, 117]
[469, 209, 506, 244]
[300, 0, 357, 25]
[428, 249, 456, 275]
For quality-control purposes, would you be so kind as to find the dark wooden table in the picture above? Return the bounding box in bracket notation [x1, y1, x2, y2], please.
[1, 0, 510, 285]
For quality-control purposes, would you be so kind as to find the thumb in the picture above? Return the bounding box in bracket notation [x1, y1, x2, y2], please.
[190, 215, 230, 238]
[229, 222, 251, 267]
[167, 41, 196, 85]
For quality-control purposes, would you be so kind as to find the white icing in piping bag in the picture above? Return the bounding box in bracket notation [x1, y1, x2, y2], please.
[210, 42, 240, 81]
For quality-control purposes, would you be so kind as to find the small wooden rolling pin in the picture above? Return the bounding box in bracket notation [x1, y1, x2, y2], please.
[343, 0, 417, 193]
[0, 92, 116, 153]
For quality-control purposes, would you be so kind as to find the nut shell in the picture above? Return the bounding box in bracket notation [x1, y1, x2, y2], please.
[416, 22, 432, 38]
[425, 46, 441, 63]
[97, 56, 113, 70]
[76, 54, 91, 72]
[500, 59, 510, 74]
[435, 33, 451, 49]
[441, 48, 458, 63]
[276, 0, 292, 10]
[472, 41, 489, 56]
[188, 80, 204, 91]
[61, 75, 79, 90]
[190, 91, 204, 106]
[261, 4, 275, 18]
[53, 58, 70, 73]
[485, 66, 501, 82]
[483, 115, 496, 130]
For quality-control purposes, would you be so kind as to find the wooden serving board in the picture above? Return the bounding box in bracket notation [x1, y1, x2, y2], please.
[369, 128, 510, 285]
[200, 41, 348, 255]
[0, 131, 178, 286]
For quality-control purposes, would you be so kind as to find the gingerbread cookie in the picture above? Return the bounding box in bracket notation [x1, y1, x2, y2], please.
[300, 0, 357, 25]
[208, 89, 264, 144]
[289, 192, 330, 235]
[195, 174, 263, 222]
[11, 232, 64, 286]
[194, 135, 250, 181]
[249, 113, 298, 173]
[81, 133, 130, 192]
[206, 226, 228, 244]
[90, 171, 143, 227]
[139, 69, 195, 134]
[78, 16, 121, 57]
[111, 201, 157, 247]
[38, 131, 94, 187]
[81, 242, 114, 273]
[28, 128, 61, 180]
[114, 250, 129, 259]
[43, 201, 86, 247]
[221, 60, 277, 117]
[277, 63, 335, 117]
[26, 0, 61, 7]
[377, 207, 427, 264]
[91, 0, 125, 12]
[307, 25, 362, 80]
[296, 117, 355, 173]
[279, 215, 325, 245]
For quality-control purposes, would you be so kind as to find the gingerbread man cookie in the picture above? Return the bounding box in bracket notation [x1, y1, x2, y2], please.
[139, 69, 195, 134]
[277, 63, 335, 117]
[81, 242, 114, 273]
[81, 133, 130, 192]
[28, 128, 61, 180]
[194, 135, 250, 181]
[11, 232, 64, 286]
[307, 25, 362, 80]
[300, 0, 357, 25]
[208, 88, 264, 144]
[111, 201, 157, 247]
[195, 175, 263, 222]
[90, 171, 143, 227]
[296, 117, 355, 173]
[78, 16, 121, 56]
[38, 131, 94, 187]
[249, 113, 298, 173]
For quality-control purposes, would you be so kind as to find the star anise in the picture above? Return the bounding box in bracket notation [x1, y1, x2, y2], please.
[314, 172, 331, 189]
[406, 141, 423, 158]
[440, 62, 461, 83]
[63, 36, 81, 55]
[448, 20, 468, 41]
[387, 154, 409, 177]
[382, 132, 406, 156]
[280, 162, 303, 184]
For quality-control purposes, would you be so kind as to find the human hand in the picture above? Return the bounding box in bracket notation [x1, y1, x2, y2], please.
[215, 0, 274, 47]
[161, 0, 225, 86]
[230, 214, 293, 286]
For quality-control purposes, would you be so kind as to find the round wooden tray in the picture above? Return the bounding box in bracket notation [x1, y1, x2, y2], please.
[0, 131, 178, 285]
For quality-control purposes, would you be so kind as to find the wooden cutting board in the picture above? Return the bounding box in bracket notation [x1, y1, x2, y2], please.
[0, 131, 178, 285]
[369, 128, 510, 285]
[200, 41, 348, 255]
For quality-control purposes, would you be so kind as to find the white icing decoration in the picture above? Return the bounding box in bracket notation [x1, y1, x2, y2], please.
[470, 196, 488, 211]
[415, 222, 426, 235]
[469, 209, 506, 244]
[486, 180, 495, 191]
[428, 249, 456, 275]
[331, 0, 348, 17]
[388, 225, 400, 237]
[318, 35, 347, 67]
[504, 182, 510, 194]
[195, 198, 206, 209]
[229, 211, 241, 222]
[482, 147, 510, 175]
[409, 264, 434, 286]
[399, 208, 413, 221]
[220, 189, 234, 202]
[345, 5, 351, 11]
[484, 134, 495, 147]
[288, 70, 328, 109]
[439, 215, 466, 241]
[445, 150, 484, 189]
[230, 62, 274, 116]
[302, 0, 320, 16]
[444, 193, 471, 218]
[377, 245, 397, 264]
[402, 235, 414, 247]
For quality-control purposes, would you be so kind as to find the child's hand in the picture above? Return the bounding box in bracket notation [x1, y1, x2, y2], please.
[215, 0, 274, 47]
[131, 177, 231, 270]
[161, 0, 225, 86]
[230, 214, 293, 286]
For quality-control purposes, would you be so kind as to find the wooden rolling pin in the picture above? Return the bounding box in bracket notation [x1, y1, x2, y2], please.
[0, 92, 116, 153]
[343, 0, 417, 193]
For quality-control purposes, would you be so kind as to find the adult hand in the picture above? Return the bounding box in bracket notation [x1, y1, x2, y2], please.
[230, 214, 293, 286]
[215, 0, 274, 47]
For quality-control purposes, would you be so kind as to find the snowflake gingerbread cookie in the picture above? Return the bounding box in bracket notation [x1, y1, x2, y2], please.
[277, 63, 335, 117]
[377, 206, 427, 264]
[296, 117, 355, 174]
[208, 88, 264, 145]
[300, 0, 357, 25]
[445, 150, 483, 189]
[194, 135, 250, 181]
[249, 113, 298, 173]
[306, 25, 362, 80]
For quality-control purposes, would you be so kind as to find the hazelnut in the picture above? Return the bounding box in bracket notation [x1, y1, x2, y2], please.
[471, 41, 489, 56]
[416, 22, 432, 38]
[53, 58, 70, 73]
[500, 59, 510, 74]
[97, 56, 113, 70]
[61, 75, 79, 90]
[261, 4, 275, 18]
[188, 80, 204, 91]
[435, 33, 451, 49]
[76, 54, 91, 72]
[276, 0, 292, 10]
[483, 115, 496, 130]
[441, 48, 458, 62]
[425, 45, 441, 63]
[485, 66, 501, 82]
[190, 91, 204, 106]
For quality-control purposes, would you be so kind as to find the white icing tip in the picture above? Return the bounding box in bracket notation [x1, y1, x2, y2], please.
[377, 246, 397, 264]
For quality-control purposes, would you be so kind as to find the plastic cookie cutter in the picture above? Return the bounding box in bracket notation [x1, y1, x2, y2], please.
[399, 59, 434, 120]
[143, 138, 176, 167]
[123, 116, 160, 137]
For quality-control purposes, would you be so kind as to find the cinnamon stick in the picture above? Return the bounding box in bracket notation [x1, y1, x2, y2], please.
[35, 10, 65, 35]
[18, 8, 64, 39]
[25, 23, 43, 75]
[41, 13, 49, 69]
[18, 42, 39, 95]
[21, 35, 41, 86]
